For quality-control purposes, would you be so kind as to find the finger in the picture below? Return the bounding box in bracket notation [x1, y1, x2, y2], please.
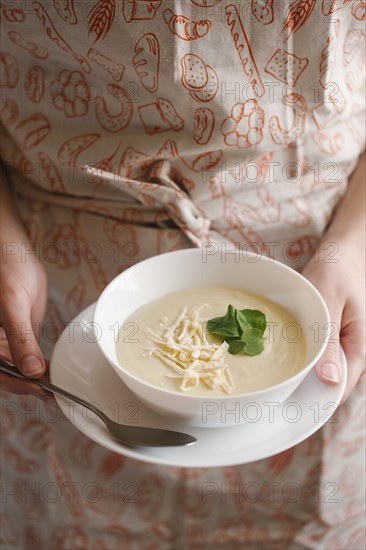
[314, 311, 342, 386]
[339, 323, 366, 404]
[1, 292, 45, 378]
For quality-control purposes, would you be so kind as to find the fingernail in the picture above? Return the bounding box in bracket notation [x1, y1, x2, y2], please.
[321, 362, 340, 383]
[21, 355, 43, 376]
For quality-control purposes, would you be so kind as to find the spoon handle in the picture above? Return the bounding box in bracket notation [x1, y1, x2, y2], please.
[0, 358, 105, 420]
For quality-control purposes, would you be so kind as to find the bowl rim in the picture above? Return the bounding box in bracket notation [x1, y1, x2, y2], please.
[94, 248, 331, 400]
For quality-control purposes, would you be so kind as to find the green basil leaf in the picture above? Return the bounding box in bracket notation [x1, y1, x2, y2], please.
[226, 338, 246, 355]
[206, 304, 240, 339]
[207, 304, 267, 357]
[240, 309, 266, 334]
[244, 338, 265, 356]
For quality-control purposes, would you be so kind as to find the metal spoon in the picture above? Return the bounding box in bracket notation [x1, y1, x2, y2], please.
[0, 358, 197, 447]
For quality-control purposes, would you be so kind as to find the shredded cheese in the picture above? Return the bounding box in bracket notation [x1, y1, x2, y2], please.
[143, 304, 235, 393]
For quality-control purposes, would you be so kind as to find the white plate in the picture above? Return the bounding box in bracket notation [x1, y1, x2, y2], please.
[50, 303, 347, 468]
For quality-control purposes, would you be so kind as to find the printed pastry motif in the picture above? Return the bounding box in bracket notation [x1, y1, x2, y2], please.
[343, 29, 366, 92]
[181, 54, 218, 102]
[269, 93, 307, 146]
[133, 33, 160, 93]
[57, 133, 100, 166]
[7, 31, 49, 59]
[155, 139, 179, 159]
[122, 0, 162, 22]
[53, 0, 77, 24]
[193, 108, 215, 145]
[0, 51, 19, 90]
[1, 98, 19, 124]
[182, 149, 223, 172]
[50, 70, 91, 118]
[224, 4, 264, 99]
[118, 147, 154, 178]
[163, 9, 211, 40]
[0, 3, 26, 21]
[351, 0, 366, 21]
[24, 65, 45, 103]
[138, 98, 184, 135]
[221, 100, 265, 148]
[95, 83, 133, 132]
[251, 0, 274, 25]
[265, 50, 309, 85]
[87, 48, 125, 82]
[32, 1, 91, 73]
[15, 113, 51, 150]
[343, 28, 366, 65]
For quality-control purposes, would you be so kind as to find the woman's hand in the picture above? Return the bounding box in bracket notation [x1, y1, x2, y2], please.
[0, 249, 47, 377]
[302, 152, 365, 403]
[302, 242, 365, 403]
[1, 170, 50, 401]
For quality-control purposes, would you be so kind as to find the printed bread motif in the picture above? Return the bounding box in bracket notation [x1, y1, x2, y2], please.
[193, 108, 215, 144]
[95, 84, 133, 132]
[191, 65, 218, 102]
[221, 100, 265, 148]
[33, 2, 91, 73]
[87, 48, 125, 82]
[1, 98, 19, 125]
[138, 98, 184, 135]
[182, 149, 223, 172]
[0, 51, 19, 90]
[224, 4, 264, 99]
[57, 133, 100, 166]
[265, 49, 309, 85]
[181, 54, 208, 90]
[343, 29, 366, 66]
[7, 31, 49, 60]
[15, 113, 51, 150]
[133, 33, 160, 93]
[118, 147, 154, 178]
[53, 0, 77, 24]
[1, 4, 25, 21]
[24, 65, 45, 103]
[163, 9, 211, 41]
[156, 139, 179, 159]
[181, 54, 218, 102]
[251, 0, 274, 25]
[269, 93, 307, 146]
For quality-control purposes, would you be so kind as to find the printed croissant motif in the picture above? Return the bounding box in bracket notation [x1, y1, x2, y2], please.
[163, 9, 211, 41]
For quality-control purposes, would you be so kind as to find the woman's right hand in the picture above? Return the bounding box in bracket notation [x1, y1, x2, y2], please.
[0, 246, 48, 378]
[1, 171, 48, 399]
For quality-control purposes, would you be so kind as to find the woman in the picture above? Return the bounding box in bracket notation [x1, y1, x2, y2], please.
[1, 1, 365, 548]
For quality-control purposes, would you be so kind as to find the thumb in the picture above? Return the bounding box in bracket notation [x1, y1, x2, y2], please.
[314, 312, 342, 386]
[1, 291, 45, 378]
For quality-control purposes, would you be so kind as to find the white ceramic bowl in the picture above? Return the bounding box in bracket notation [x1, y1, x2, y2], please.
[94, 248, 330, 427]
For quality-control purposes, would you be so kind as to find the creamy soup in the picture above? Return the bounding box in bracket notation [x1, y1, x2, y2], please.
[116, 286, 307, 396]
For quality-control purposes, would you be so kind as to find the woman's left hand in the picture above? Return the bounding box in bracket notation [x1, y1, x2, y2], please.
[302, 240, 365, 403]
